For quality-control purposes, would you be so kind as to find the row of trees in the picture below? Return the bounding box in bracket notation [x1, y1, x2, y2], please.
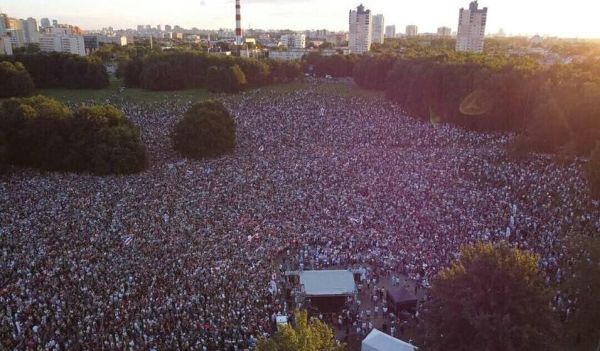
[1, 53, 109, 89]
[122, 52, 302, 92]
[351, 54, 600, 196]
[304, 53, 359, 78]
[0, 61, 35, 98]
[0, 96, 146, 175]
[352, 54, 600, 157]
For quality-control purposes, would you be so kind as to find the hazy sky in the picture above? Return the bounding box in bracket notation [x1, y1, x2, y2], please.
[2, 0, 600, 38]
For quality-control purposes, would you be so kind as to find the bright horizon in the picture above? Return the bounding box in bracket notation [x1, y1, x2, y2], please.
[2, 0, 600, 38]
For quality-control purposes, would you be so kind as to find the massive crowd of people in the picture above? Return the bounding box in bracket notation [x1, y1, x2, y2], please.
[1, 79, 599, 350]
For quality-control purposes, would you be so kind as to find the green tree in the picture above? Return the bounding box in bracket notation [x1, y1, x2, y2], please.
[527, 97, 571, 153]
[257, 310, 345, 351]
[586, 142, 600, 199]
[172, 100, 236, 159]
[224, 64, 247, 93]
[421, 242, 558, 351]
[563, 233, 600, 351]
[205, 65, 224, 92]
[0, 61, 35, 98]
[0, 97, 146, 174]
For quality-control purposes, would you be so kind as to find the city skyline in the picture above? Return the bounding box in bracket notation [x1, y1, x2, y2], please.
[2, 0, 600, 38]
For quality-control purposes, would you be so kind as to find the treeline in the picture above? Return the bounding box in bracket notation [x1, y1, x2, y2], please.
[0, 61, 34, 98]
[0, 96, 146, 175]
[352, 54, 600, 157]
[0, 53, 109, 90]
[304, 53, 359, 78]
[122, 52, 302, 92]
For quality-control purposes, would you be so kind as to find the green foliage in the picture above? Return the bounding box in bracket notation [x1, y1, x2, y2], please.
[586, 142, 600, 199]
[304, 53, 358, 78]
[1, 53, 109, 89]
[224, 64, 247, 93]
[353, 55, 397, 90]
[267, 59, 303, 83]
[0, 61, 35, 98]
[0, 96, 146, 175]
[172, 100, 236, 159]
[563, 233, 600, 350]
[123, 51, 302, 92]
[353, 52, 600, 158]
[123, 57, 144, 88]
[421, 242, 558, 351]
[256, 310, 345, 351]
[527, 97, 571, 153]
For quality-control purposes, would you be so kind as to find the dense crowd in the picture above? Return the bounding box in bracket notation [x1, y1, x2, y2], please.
[1, 79, 599, 350]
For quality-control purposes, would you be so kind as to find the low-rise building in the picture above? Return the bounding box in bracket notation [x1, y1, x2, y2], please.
[269, 48, 308, 61]
[280, 34, 306, 49]
[406, 25, 419, 37]
[40, 32, 86, 56]
[437, 26, 452, 37]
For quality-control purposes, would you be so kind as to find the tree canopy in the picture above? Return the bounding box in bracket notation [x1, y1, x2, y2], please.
[122, 51, 301, 92]
[562, 232, 600, 350]
[1, 53, 109, 89]
[0, 96, 146, 175]
[256, 310, 345, 351]
[0, 61, 34, 98]
[421, 242, 558, 351]
[172, 100, 236, 159]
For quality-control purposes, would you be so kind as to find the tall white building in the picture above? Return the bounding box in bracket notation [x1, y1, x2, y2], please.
[456, 1, 488, 53]
[0, 13, 7, 36]
[371, 14, 384, 44]
[40, 18, 51, 29]
[0, 36, 12, 55]
[437, 26, 452, 37]
[405, 25, 418, 37]
[349, 4, 372, 54]
[7, 18, 26, 48]
[385, 25, 396, 39]
[21, 18, 40, 44]
[40, 28, 86, 56]
[280, 34, 306, 49]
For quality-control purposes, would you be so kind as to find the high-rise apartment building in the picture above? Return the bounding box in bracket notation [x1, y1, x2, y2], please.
[385, 25, 396, 39]
[349, 4, 372, 54]
[371, 14, 384, 44]
[40, 27, 86, 56]
[280, 34, 306, 49]
[437, 26, 452, 37]
[405, 25, 418, 37]
[22, 18, 40, 44]
[456, 1, 487, 53]
[0, 36, 12, 55]
[0, 13, 8, 36]
[6, 18, 26, 48]
[40, 18, 51, 29]
[165, 25, 172, 32]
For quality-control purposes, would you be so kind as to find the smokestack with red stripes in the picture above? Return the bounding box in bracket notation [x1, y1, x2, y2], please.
[235, 0, 243, 45]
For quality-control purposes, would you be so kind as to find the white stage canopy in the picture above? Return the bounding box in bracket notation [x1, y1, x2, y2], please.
[299, 270, 356, 297]
[362, 329, 417, 351]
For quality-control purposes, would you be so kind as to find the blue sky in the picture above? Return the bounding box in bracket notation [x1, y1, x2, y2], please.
[2, 0, 599, 38]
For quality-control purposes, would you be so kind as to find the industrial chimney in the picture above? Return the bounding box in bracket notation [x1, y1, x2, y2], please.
[235, 0, 243, 45]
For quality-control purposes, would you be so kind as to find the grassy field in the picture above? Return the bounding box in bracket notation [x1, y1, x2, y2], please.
[35, 78, 211, 105]
[21, 78, 379, 106]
